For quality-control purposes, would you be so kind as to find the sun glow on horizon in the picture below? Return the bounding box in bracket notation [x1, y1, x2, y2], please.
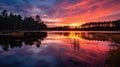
[69, 23, 82, 27]
[42, 18, 61, 22]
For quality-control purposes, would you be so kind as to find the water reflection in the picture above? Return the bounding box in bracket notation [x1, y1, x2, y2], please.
[72, 38, 80, 51]
[55, 32, 120, 44]
[0, 31, 120, 67]
[52, 32, 120, 67]
[105, 43, 120, 67]
[0, 32, 47, 51]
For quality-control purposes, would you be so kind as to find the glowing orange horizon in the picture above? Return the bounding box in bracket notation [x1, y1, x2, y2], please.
[41, 0, 120, 27]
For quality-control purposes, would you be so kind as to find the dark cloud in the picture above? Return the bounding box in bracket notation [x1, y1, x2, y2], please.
[91, 5, 99, 11]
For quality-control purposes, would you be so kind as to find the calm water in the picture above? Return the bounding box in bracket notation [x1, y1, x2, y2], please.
[0, 31, 120, 67]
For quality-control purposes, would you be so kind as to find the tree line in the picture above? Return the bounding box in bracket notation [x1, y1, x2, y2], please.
[80, 19, 120, 30]
[48, 19, 120, 31]
[0, 10, 47, 31]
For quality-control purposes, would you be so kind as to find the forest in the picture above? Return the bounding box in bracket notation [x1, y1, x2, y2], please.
[80, 19, 120, 31]
[48, 19, 120, 31]
[0, 10, 47, 31]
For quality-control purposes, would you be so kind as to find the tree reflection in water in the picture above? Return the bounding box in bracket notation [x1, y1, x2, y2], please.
[55, 32, 81, 51]
[55, 32, 120, 44]
[55, 32, 120, 66]
[0, 32, 47, 51]
[73, 38, 80, 51]
[106, 44, 120, 67]
[0, 31, 120, 67]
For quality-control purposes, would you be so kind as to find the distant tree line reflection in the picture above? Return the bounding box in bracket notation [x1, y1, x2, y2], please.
[55, 32, 120, 44]
[0, 32, 47, 51]
[55, 32, 120, 66]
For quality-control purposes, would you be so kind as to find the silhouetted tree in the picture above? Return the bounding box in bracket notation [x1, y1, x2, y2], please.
[1, 10, 8, 18]
[35, 15, 41, 22]
[0, 10, 47, 31]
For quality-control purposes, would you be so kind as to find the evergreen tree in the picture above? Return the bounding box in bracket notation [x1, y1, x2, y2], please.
[0, 10, 47, 31]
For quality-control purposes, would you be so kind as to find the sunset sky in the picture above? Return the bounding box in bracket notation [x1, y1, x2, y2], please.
[0, 0, 120, 27]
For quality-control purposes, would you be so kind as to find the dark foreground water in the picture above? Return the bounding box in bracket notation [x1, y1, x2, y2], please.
[0, 31, 120, 67]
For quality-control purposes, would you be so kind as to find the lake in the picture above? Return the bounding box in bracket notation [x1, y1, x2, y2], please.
[0, 31, 120, 67]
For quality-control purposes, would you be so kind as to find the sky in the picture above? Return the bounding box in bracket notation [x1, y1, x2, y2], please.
[0, 0, 120, 27]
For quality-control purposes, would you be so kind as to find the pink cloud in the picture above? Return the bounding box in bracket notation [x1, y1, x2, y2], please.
[48, 0, 120, 26]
